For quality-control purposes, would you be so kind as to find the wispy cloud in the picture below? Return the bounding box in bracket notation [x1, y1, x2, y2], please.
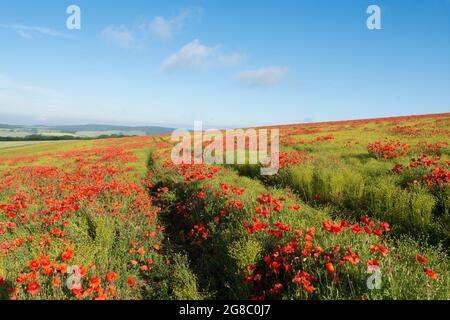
[162, 39, 245, 72]
[99, 25, 139, 49]
[150, 7, 202, 40]
[0, 24, 67, 39]
[99, 7, 202, 49]
[236, 67, 288, 87]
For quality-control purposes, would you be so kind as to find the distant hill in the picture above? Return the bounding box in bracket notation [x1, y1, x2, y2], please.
[0, 124, 24, 129]
[0, 124, 175, 138]
[45, 124, 175, 135]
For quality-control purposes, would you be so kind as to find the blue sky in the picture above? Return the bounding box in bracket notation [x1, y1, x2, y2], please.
[0, 0, 449, 128]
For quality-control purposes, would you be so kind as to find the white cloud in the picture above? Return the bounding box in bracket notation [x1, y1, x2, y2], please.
[150, 8, 198, 40]
[236, 67, 288, 87]
[0, 24, 66, 39]
[162, 39, 212, 71]
[99, 25, 139, 49]
[99, 8, 202, 49]
[162, 39, 244, 72]
[150, 17, 173, 40]
[218, 52, 245, 66]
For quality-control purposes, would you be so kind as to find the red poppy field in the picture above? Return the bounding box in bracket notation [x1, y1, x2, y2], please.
[0, 113, 449, 300]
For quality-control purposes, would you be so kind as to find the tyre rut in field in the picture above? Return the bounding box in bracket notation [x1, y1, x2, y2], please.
[146, 154, 247, 299]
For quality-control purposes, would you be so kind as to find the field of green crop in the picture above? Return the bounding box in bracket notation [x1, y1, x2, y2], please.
[0, 141, 50, 149]
[0, 114, 448, 300]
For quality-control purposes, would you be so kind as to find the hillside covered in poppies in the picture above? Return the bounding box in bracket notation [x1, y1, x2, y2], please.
[0, 113, 449, 300]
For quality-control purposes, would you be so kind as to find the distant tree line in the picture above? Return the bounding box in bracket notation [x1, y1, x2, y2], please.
[0, 134, 131, 141]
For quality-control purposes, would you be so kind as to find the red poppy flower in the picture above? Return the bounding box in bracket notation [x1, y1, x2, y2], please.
[325, 262, 335, 273]
[378, 245, 388, 257]
[234, 201, 243, 209]
[322, 221, 343, 235]
[373, 229, 382, 237]
[424, 268, 438, 279]
[343, 247, 361, 265]
[196, 192, 205, 199]
[79, 265, 87, 276]
[367, 260, 379, 270]
[304, 242, 313, 249]
[72, 288, 83, 300]
[127, 277, 136, 287]
[106, 272, 118, 283]
[350, 224, 363, 233]
[416, 254, 428, 265]
[40, 255, 51, 268]
[53, 278, 61, 287]
[89, 276, 101, 289]
[95, 289, 108, 300]
[269, 283, 284, 295]
[301, 248, 311, 257]
[61, 247, 74, 262]
[303, 285, 315, 293]
[360, 216, 371, 225]
[29, 260, 40, 271]
[27, 281, 40, 295]
[378, 222, 390, 232]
